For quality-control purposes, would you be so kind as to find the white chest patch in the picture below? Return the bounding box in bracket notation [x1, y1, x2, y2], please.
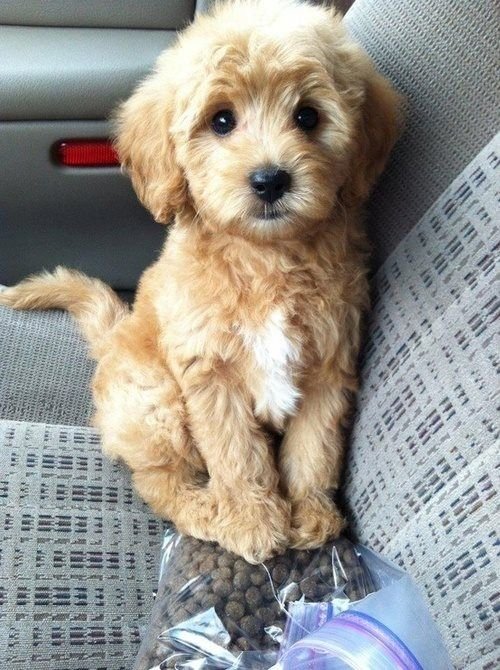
[240, 309, 301, 425]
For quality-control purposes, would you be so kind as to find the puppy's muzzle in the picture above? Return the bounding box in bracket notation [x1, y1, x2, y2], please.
[250, 166, 291, 204]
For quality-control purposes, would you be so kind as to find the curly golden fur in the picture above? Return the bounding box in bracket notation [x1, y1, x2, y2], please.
[0, 0, 401, 562]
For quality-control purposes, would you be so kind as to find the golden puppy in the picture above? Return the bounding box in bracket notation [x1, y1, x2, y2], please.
[0, 0, 401, 562]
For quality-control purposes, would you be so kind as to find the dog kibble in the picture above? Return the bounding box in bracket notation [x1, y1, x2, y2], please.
[134, 534, 371, 670]
[185, 566, 199, 580]
[288, 568, 301, 583]
[234, 559, 248, 572]
[319, 563, 332, 579]
[281, 582, 301, 602]
[185, 599, 201, 615]
[300, 576, 319, 599]
[228, 589, 246, 603]
[217, 567, 233, 581]
[225, 600, 245, 620]
[236, 637, 253, 652]
[250, 571, 267, 586]
[199, 557, 217, 573]
[260, 582, 275, 601]
[199, 592, 219, 609]
[233, 571, 251, 590]
[240, 615, 263, 637]
[245, 586, 262, 609]
[256, 606, 276, 625]
[213, 579, 232, 598]
[271, 564, 289, 585]
[316, 582, 333, 598]
[226, 619, 241, 638]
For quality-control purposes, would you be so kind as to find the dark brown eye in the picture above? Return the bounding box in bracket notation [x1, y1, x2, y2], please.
[211, 109, 236, 136]
[295, 106, 319, 131]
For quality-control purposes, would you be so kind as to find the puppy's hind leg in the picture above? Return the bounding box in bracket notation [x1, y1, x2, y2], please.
[132, 462, 218, 542]
[93, 351, 219, 543]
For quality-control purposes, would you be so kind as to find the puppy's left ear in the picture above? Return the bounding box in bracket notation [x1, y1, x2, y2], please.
[340, 65, 403, 207]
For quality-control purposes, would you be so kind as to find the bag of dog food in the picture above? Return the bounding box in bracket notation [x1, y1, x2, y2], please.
[133, 530, 452, 669]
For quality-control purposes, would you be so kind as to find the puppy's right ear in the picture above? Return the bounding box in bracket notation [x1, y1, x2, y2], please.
[114, 73, 186, 224]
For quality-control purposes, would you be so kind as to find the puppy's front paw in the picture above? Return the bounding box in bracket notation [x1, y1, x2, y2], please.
[214, 493, 291, 564]
[290, 494, 345, 549]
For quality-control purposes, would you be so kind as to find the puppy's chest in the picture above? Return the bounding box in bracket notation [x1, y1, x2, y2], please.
[238, 309, 302, 428]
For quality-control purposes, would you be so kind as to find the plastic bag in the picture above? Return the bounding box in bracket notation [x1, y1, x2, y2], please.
[274, 546, 452, 669]
[133, 530, 373, 669]
[134, 530, 452, 669]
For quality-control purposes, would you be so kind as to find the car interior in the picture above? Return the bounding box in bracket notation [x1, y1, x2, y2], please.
[0, 1, 498, 669]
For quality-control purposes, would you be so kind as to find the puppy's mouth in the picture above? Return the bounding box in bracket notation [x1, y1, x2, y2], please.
[254, 205, 289, 221]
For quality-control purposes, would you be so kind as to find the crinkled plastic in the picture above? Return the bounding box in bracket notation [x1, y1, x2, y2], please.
[134, 531, 452, 670]
[273, 547, 452, 669]
[133, 531, 373, 669]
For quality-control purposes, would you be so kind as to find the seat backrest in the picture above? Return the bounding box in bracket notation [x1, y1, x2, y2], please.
[344, 0, 498, 267]
[343, 1, 498, 666]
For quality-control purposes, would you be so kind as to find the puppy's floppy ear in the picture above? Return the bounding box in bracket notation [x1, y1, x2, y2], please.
[340, 65, 403, 207]
[114, 73, 186, 224]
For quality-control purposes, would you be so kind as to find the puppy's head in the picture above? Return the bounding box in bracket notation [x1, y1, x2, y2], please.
[115, 0, 402, 238]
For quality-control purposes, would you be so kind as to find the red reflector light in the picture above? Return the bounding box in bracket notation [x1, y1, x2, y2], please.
[54, 139, 119, 167]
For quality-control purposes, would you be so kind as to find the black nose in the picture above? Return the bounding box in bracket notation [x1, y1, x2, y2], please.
[249, 167, 291, 204]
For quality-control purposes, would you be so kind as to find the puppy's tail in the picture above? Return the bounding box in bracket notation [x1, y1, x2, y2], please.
[0, 267, 128, 359]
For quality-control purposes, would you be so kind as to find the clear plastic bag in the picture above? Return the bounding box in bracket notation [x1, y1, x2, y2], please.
[274, 547, 452, 669]
[133, 530, 373, 669]
[134, 530, 452, 670]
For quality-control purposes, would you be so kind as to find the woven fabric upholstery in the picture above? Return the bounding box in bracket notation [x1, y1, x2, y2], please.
[345, 135, 500, 669]
[344, 0, 499, 266]
[0, 305, 94, 425]
[0, 420, 166, 669]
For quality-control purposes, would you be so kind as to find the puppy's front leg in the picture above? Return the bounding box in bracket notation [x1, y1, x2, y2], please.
[183, 359, 290, 563]
[280, 381, 352, 548]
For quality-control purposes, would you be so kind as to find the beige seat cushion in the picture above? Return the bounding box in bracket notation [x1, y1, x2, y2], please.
[345, 135, 499, 669]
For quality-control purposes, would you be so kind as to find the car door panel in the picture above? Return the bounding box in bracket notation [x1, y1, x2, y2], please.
[0, 1, 212, 288]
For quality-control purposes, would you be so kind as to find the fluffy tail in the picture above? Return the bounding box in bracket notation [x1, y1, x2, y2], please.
[0, 267, 129, 359]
